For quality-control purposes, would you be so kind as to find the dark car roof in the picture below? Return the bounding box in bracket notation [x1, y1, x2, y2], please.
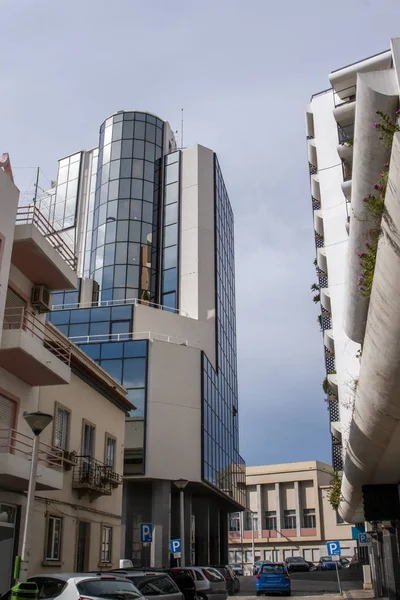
[29, 574, 131, 580]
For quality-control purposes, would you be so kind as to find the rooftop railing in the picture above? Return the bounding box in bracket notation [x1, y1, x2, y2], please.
[3, 306, 72, 366]
[69, 330, 188, 346]
[15, 205, 77, 271]
[52, 296, 191, 318]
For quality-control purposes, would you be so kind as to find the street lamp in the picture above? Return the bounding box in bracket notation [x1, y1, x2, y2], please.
[19, 412, 53, 582]
[174, 479, 188, 566]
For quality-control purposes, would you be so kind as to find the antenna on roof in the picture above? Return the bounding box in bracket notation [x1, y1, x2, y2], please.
[181, 108, 184, 149]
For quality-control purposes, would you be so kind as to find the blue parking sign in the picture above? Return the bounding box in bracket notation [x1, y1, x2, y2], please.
[358, 533, 371, 546]
[327, 541, 341, 556]
[170, 539, 181, 554]
[140, 523, 153, 543]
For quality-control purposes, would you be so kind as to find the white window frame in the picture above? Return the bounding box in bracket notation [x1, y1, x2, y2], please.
[303, 508, 316, 528]
[105, 434, 116, 468]
[54, 405, 70, 450]
[101, 525, 112, 563]
[46, 516, 62, 561]
[283, 509, 296, 529]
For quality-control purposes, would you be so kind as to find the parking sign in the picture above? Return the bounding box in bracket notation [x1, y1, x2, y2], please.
[170, 539, 181, 555]
[358, 533, 372, 546]
[140, 523, 153, 543]
[327, 541, 341, 556]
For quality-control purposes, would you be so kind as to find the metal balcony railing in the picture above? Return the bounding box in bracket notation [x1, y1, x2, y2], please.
[338, 124, 355, 145]
[15, 205, 77, 270]
[72, 455, 122, 496]
[3, 307, 72, 366]
[0, 427, 63, 470]
[334, 85, 356, 108]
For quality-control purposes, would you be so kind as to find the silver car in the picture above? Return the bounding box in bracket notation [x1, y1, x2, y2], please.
[0, 574, 142, 600]
[190, 567, 228, 600]
[110, 570, 184, 600]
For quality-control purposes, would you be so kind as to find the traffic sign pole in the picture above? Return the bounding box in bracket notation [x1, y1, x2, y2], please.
[335, 561, 342, 596]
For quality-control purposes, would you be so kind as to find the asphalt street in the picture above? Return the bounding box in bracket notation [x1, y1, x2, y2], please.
[236, 569, 365, 598]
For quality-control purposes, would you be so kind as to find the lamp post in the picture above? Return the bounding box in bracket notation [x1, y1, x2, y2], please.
[19, 411, 53, 582]
[174, 479, 188, 566]
[251, 512, 255, 569]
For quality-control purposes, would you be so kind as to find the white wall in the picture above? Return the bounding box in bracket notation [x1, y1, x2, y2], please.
[145, 339, 202, 482]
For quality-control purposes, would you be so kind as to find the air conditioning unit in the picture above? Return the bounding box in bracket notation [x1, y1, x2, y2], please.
[31, 285, 52, 313]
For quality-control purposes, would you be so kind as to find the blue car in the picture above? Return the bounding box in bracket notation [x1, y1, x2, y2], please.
[318, 556, 343, 571]
[256, 562, 291, 596]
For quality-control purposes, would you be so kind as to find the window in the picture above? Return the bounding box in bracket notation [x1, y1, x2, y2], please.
[83, 422, 95, 457]
[245, 512, 258, 531]
[0, 394, 16, 430]
[229, 513, 240, 532]
[105, 435, 116, 468]
[46, 516, 62, 561]
[245, 550, 253, 563]
[284, 510, 296, 529]
[101, 525, 112, 563]
[29, 578, 67, 599]
[336, 511, 346, 524]
[265, 510, 277, 530]
[54, 405, 70, 450]
[78, 580, 139, 598]
[303, 508, 316, 528]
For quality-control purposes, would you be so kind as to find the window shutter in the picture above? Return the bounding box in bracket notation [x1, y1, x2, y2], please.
[0, 395, 16, 429]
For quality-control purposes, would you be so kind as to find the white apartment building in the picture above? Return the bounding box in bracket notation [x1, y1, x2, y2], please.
[307, 38, 400, 598]
[228, 461, 356, 572]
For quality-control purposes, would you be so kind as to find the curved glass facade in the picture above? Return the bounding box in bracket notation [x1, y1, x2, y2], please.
[90, 111, 164, 303]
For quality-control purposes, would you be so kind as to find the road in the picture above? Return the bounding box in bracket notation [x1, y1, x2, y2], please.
[236, 569, 368, 598]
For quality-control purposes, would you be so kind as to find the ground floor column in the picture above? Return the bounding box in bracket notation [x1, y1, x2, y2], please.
[192, 497, 210, 565]
[151, 480, 171, 568]
[219, 509, 229, 564]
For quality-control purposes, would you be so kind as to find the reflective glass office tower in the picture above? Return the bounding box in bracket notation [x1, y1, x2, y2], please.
[39, 111, 245, 567]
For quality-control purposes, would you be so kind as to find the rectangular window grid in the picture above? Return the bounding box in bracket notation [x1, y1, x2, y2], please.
[303, 508, 316, 529]
[265, 511, 277, 530]
[283, 509, 296, 529]
[105, 435, 116, 468]
[46, 516, 62, 561]
[55, 406, 70, 450]
[202, 156, 245, 508]
[161, 151, 180, 311]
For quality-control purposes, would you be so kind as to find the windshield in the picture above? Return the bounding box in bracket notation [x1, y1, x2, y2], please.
[77, 580, 142, 600]
[321, 557, 333, 562]
[287, 558, 305, 563]
[261, 565, 285, 574]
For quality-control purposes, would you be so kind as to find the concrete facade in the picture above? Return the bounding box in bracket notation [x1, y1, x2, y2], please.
[228, 462, 356, 573]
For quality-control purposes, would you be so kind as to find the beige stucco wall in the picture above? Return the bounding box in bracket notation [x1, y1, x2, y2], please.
[22, 371, 127, 575]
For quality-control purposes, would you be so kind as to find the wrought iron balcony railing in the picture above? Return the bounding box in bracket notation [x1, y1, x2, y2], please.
[72, 455, 122, 496]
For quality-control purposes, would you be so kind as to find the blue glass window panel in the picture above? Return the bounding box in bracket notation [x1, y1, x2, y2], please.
[143, 181, 153, 202]
[69, 308, 90, 324]
[115, 242, 128, 264]
[105, 221, 116, 244]
[80, 343, 100, 360]
[69, 323, 89, 338]
[124, 340, 147, 358]
[132, 179, 143, 198]
[164, 202, 178, 226]
[101, 342, 123, 359]
[134, 121, 145, 139]
[117, 221, 129, 242]
[118, 200, 130, 220]
[144, 161, 154, 182]
[146, 123, 156, 143]
[112, 121, 123, 142]
[49, 311, 70, 325]
[166, 152, 180, 165]
[90, 307, 111, 322]
[145, 143, 155, 162]
[163, 268, 177, 294]
[141, 222, 152, 245]
[132, 159, 144, 179]
[123, 358, 146, 388]
[55, 324, 69, 336]
[163, 245, 177, 270]
[109, 160, 120, 180]
[130, 199, 142, 221]
[127, 265, 139, 288]
[164, 224, 177, 247]
[162, 292, 176, 310]
[111, 321, 130, 335]
[111, 141, 121, 161]
[101, 289, 113, 302]
[90, 321, 110, 336]
[113, 289, 126, 301]
[107, 200, 118, 220]
[111, 305, 132, 321]
[142, 202, 152, 224]
[128, 243, 140, 264]
[133, 140, 145, 159]
[119, 179, 131, 199]
[100, 359, 123, 382]
[122, 121, 134, 139]
[102, 266, 114, 289]
[108, 180, 119, 201]
[164, 182, 179, 205]
[129, 221, 141, 243]
[64, 291, 79, 305]
[127, 389, 145, 416]
[52, 293, 64, 306]
[114, 265, 127, 287]
[166, 162, 179, 185]
[104, 243, 115, 266]
[136, 113, 146, 121]
[156, 127, 162, 147]
[120, 157, 132, 177]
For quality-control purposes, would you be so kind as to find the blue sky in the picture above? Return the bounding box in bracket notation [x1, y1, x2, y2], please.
[2, 0, 400, 466]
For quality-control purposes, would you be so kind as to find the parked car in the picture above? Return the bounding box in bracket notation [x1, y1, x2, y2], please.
[108, 570, 184, 600]
[285, 557, 310, 573]
[190, 566, 228, 600]
[0, 574, 142, 600]
[253, 560, 267, 575]
[318, 557, 342, 571]
[306, 561, 317, 571]
[229, 564, 243, 576]
[256, 562, 291, 596]
[210, 565, 240, 595]
[161, 568, 197, 600]
[339, 557, 351, 569]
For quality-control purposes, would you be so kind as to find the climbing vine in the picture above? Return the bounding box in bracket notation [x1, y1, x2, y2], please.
[328, 470, 342, 511]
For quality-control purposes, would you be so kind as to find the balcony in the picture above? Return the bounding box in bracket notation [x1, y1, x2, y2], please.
[0, 428, 63, 491]
[0, 308, 71, 386]
[73, 455, 122, 498]
[11, 206, 77, 290]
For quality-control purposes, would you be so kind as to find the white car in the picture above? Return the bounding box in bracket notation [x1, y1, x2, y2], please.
[188, 567, 228, 600]
[0, 573, 143, 600]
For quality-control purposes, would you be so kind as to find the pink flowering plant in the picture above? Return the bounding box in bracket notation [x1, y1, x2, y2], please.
[357, 233, 379, 297]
